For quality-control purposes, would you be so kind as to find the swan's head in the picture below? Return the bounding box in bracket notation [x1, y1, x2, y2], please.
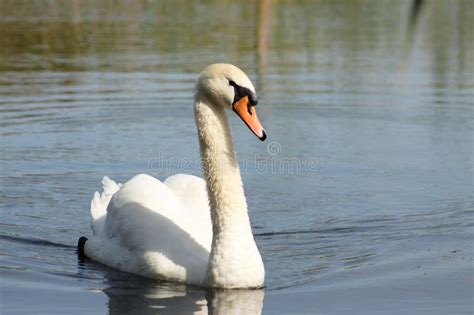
[195, 63, 266, 141]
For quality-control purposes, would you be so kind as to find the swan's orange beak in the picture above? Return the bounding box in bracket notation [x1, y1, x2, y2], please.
[233, 96, 266, 141]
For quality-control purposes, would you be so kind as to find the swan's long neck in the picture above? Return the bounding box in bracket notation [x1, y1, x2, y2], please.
[194, 96, 264, 288]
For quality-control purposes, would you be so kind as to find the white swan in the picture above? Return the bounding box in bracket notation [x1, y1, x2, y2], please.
[80, 63, 266, 289]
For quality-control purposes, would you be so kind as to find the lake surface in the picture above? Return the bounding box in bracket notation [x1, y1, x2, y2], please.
[1, 0, 473, 314]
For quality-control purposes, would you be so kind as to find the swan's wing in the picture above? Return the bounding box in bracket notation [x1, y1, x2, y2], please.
[105, 174, 211, 247]
[85, 173, 211, 284]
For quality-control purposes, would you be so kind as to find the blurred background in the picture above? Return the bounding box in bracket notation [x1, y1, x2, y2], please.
[1, 1, 473, 314]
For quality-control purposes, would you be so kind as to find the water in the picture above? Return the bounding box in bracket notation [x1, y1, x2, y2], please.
[1, 1, 473, 314]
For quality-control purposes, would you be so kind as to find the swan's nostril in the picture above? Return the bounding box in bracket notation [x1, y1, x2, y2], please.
[247, 104, 253, 115]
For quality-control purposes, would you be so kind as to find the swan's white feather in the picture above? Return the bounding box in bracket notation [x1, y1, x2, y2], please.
[85, 173, 212, 285]
[90, 176, 121, 236]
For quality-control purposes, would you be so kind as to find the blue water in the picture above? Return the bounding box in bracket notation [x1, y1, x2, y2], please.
[1, 1, 473, 314]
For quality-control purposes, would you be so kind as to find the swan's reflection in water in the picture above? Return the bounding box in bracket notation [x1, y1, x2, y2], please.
[205, 289, 265, 315]
[102, 270, 264, 314]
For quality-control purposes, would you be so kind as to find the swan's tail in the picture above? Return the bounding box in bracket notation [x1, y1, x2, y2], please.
[90, 176, 122, 236]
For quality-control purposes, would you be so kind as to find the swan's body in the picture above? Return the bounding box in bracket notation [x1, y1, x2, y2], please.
[83, 64, 266, 288]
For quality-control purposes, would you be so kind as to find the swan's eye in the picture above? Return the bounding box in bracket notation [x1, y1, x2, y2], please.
[228, 79, 258, 107]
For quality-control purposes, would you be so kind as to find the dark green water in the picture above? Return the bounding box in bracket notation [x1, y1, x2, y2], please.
[1, 1, 473, 314]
